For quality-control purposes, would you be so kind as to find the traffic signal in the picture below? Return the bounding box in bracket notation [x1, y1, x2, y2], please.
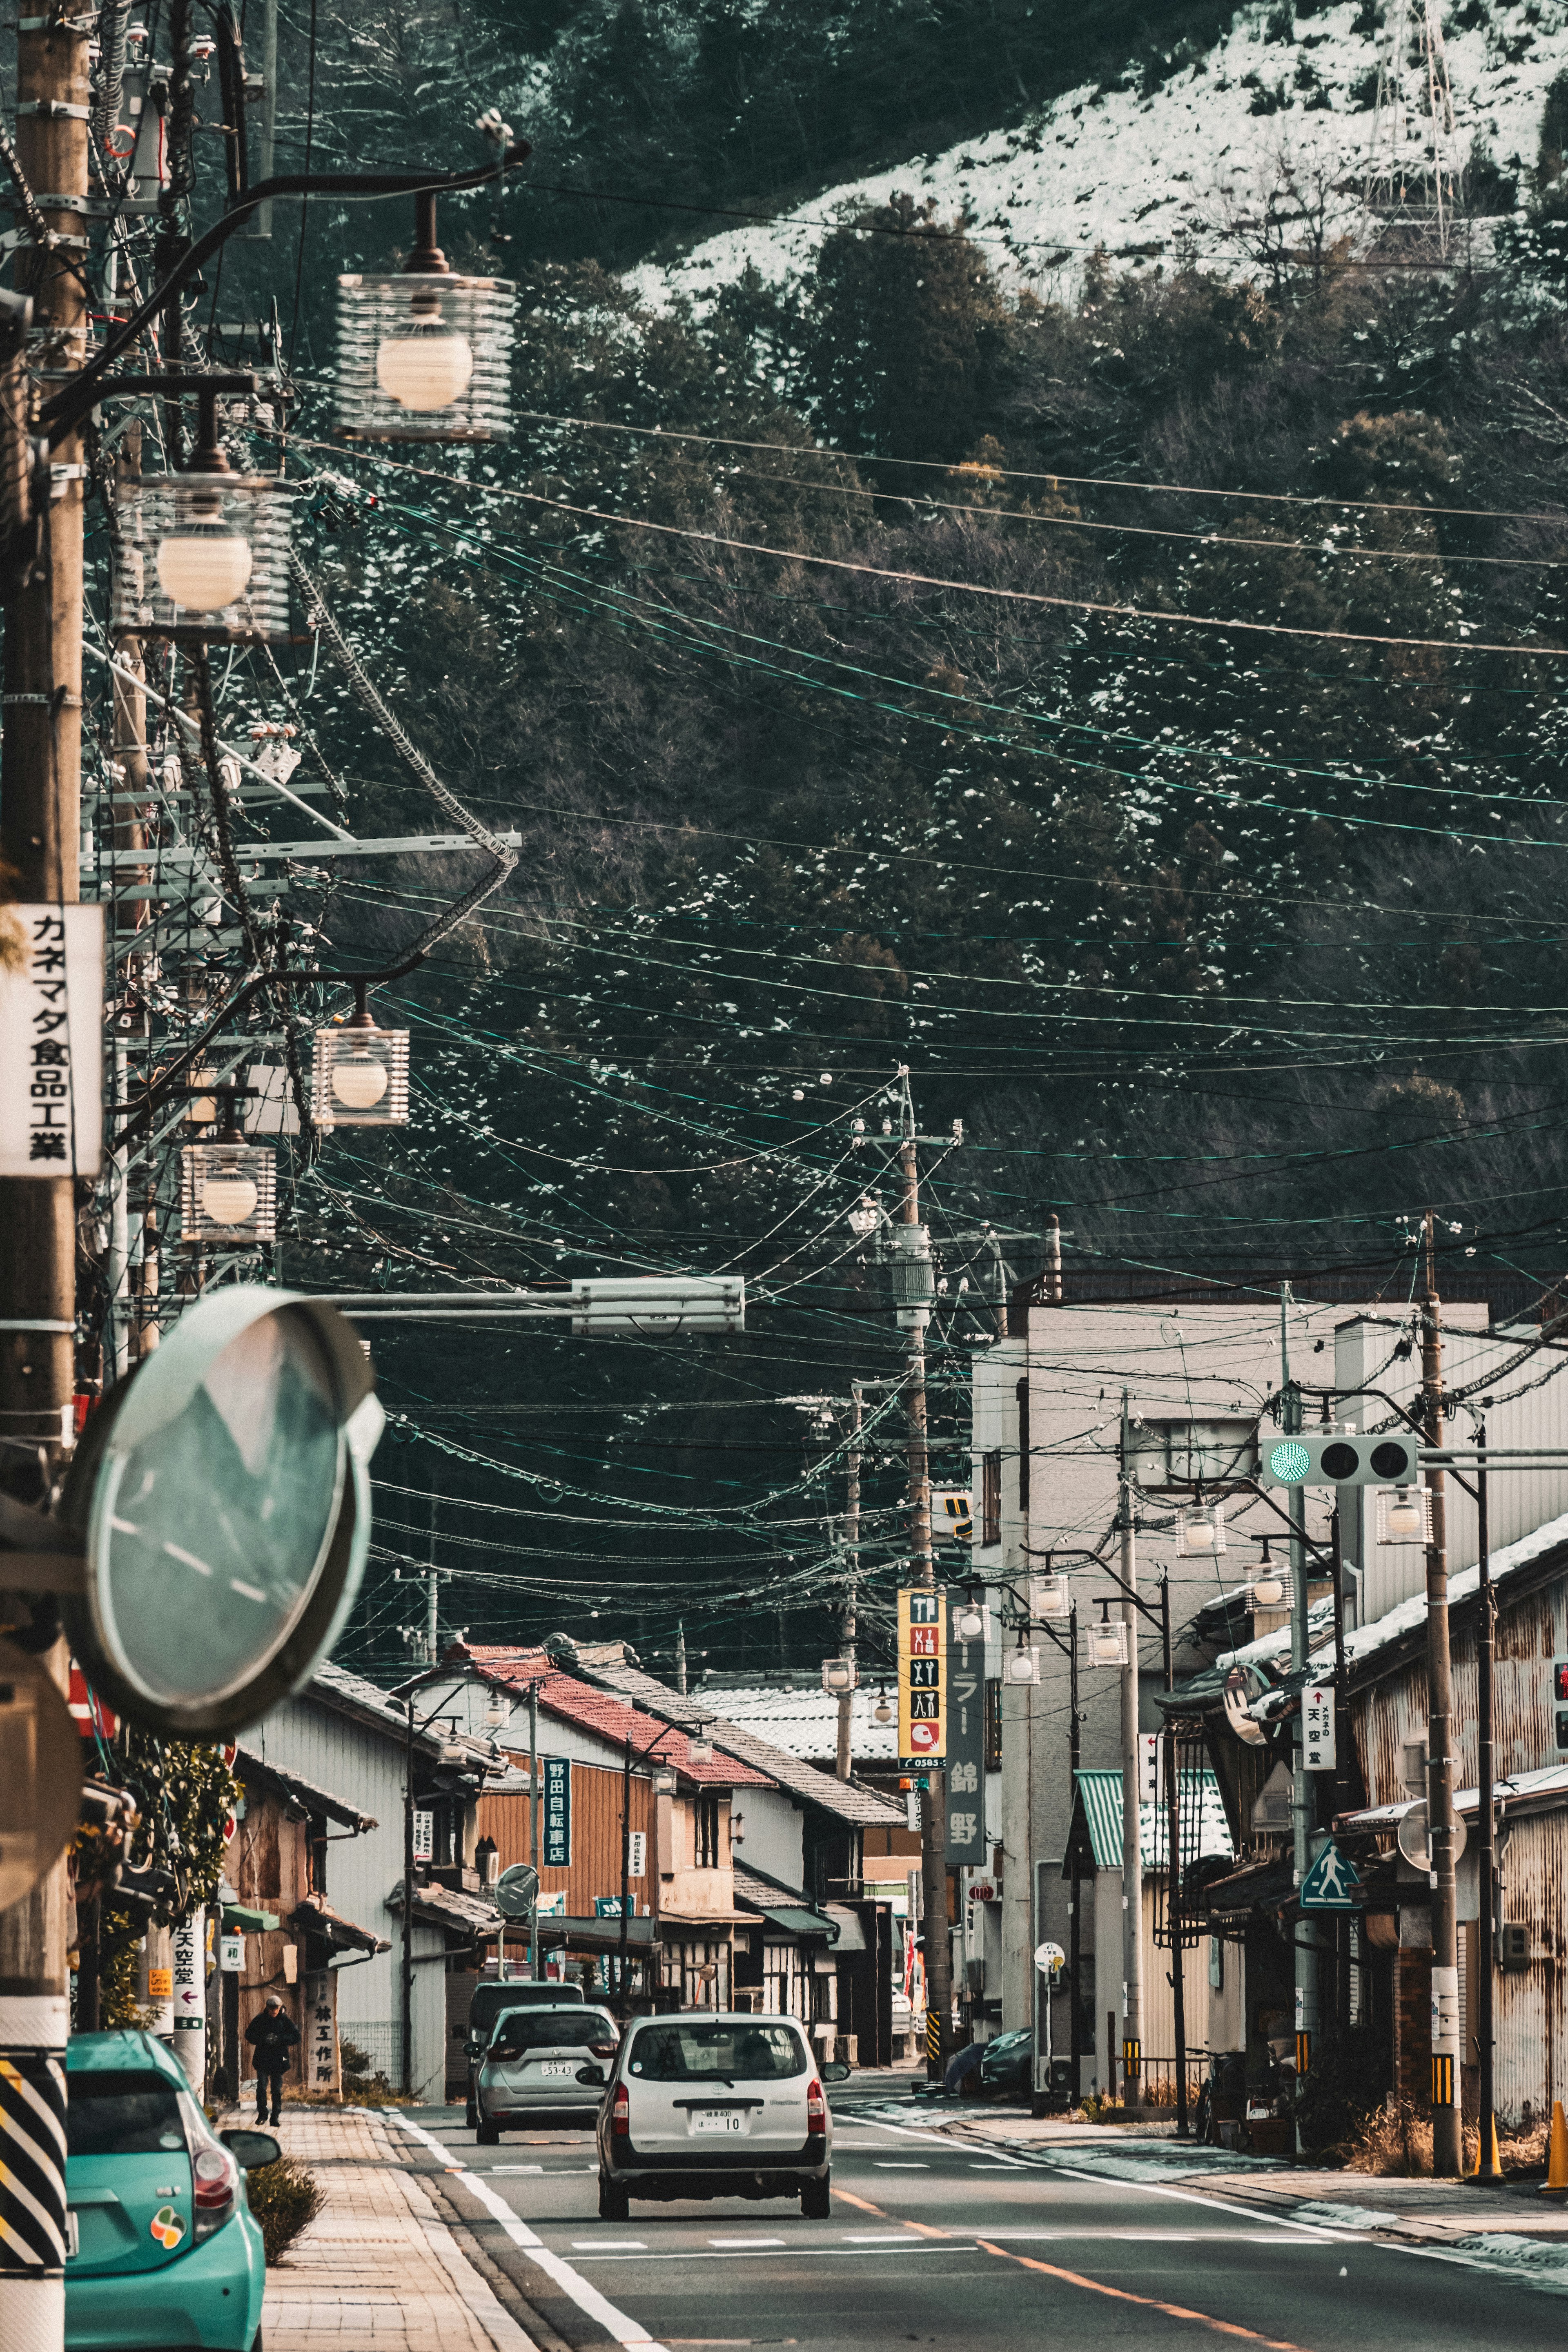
[1258, 1428, 1419, 1487]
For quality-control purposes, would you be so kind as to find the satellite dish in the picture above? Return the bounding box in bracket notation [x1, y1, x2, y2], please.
[496, 1862, 539, 1920]
[59, 1288, 383, 1737]
[0, 1640, 81, 1910]
[1223, 1667, 1266, 1747]
[1396, 1801, 1467, 1872]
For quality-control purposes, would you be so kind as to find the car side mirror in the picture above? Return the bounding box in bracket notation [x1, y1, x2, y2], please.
[219, 2128, 281, 2171]
[820, 2060, 852, 2082]
[464, 2037, 484, 2057]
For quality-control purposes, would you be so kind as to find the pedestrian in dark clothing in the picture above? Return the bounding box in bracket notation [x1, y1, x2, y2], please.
[245, 1993, 300, 2124]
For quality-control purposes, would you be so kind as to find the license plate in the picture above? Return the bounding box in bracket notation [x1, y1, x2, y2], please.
[537, 2061, 576, 2078]
[65, 2211, 79, 2259]
[690, 2109, 746, 2136]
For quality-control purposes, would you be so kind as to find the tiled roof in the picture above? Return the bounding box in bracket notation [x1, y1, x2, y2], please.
[453, 1646, 775, 1790]
[236, 1747, 376, 1833]
[389, 1879, 501, 1933]
[686, 1681, 902, 1767]
[582, 1663, 902, 1826]
[1070, 1768, 1235, 1873]
[312, 1660, 495, 1769]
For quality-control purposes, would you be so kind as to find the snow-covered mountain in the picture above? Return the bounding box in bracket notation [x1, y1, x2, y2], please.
[632, 0, 1567, 313]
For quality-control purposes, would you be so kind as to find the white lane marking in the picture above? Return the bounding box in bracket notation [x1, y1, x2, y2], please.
[574, 2241, 647, 2251]
[708, 2238, 785, 2248]
[974, 2228, 1345, 2243]
[485, 2166, 544, 2176]
[1034, 2161, 1339, 2238]
[390, 2114, 672, 2351]
[873, 2162, 929, 2169]
[845, 2233, 911, 2243]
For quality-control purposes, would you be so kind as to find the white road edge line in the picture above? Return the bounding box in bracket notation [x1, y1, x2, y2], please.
[390, 2113, 674, 2352]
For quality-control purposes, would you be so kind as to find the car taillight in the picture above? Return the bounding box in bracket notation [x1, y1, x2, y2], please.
[192, 2143, 238, 2242]
[589, 2042, 617, 2059]
[611, 2085, 630, 2137]
[806, 2078, 826, 2132]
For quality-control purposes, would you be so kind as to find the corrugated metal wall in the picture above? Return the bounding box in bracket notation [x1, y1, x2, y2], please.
[477, 1760, 650, 1914]
[1354, 1577, 1564, 1805]
[1492, 1809, 1568, 2125]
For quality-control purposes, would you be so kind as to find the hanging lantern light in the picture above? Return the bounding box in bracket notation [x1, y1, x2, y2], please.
[336, 192, 516, 443]
[1377, 1484, 1432, 1545]
[110, 385, 293, 642]
[311, 982, 411, 1129]
[180, 1089, 276, 1247]
[952, 1597, 987, 1644]
[1178, 1500, 1227, 1557]
[1029, 1572, 1070, 1621]
[1004, 1643, 1040, 1686]
[1249, 1539, 1286, 1609]
[1086, 1602, 1129, 1667]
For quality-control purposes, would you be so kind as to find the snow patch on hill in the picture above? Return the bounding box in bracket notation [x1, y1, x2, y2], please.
[630, 0, 1568, 313]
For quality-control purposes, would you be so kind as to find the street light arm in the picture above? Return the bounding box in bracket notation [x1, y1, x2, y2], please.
[40, 147, 532, 443]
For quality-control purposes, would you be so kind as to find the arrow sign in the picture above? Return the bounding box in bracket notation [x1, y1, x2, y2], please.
[1300, 1840, 1362, 1911]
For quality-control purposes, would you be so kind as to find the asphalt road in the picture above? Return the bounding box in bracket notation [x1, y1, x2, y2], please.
[393, 2091, 1567, 2352]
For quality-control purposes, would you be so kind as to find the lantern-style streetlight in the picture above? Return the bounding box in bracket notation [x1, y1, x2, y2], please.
[1377, 1484, 1432, 1544]
[180, 1088, 276, 1246]
[1177, 1500, 1226, 1557]
[336, 191, 516, 442]
[311, 980, 411, 1129]
[109, 378, 294, 642]
[1086, 1602, 1129, 1667]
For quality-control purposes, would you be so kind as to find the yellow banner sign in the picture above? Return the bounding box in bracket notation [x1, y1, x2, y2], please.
[898, 1586, 946, 1762]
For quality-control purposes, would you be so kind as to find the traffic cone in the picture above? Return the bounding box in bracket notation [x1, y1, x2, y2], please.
[1470, 2114, 1502, 2179]
[1541, 2100, 1568, 2195]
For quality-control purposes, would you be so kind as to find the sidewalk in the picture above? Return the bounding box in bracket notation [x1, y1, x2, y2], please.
[256, 2107, 539, 2352]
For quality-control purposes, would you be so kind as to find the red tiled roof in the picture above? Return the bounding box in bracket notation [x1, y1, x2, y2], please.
[454, 1646, 775, 1790]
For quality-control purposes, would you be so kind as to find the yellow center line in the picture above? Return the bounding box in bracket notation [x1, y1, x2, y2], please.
[974, 2240, 1317, 2351]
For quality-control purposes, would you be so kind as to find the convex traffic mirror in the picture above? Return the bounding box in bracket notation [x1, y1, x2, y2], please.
[60, 1288, 383, 1735]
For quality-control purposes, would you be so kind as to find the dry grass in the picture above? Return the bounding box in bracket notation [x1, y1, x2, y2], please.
[1345, 2100, 1547, 2177]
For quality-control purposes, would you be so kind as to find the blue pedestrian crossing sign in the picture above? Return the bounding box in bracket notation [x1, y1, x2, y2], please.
[1300, 1840, 1361, 1910]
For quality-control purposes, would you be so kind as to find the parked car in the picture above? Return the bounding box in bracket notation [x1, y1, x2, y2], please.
[65, 2028, 278, 2352]
[976, 2027, 1032, 2098]
[461, 1979, 587, 2127]
[595, 2010, 849, 2223]
[475, 2003, 619, 2141]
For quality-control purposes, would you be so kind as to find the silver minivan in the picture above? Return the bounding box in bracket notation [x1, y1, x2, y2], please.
[595, 2011, 849, 2221]
[475, 2004, 620, 2141]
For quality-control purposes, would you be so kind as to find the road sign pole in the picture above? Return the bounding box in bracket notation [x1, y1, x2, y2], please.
[1118, 1392, 1142, 2114]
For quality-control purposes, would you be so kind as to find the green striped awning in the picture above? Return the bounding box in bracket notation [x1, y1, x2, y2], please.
[1069, 1768, 1234, 1872]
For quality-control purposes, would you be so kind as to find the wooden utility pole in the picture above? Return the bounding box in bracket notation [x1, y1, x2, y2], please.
[1474, 1425, 1499, 2176]
[899, 1080, 950, 2078]
[0, 12, 89, 2347]
[1422, 1209, 1463, 2176]
[837, 1383, 862, 1782]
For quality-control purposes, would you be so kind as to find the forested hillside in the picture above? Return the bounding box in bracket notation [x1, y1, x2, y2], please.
[185, 0, 1568, 1670]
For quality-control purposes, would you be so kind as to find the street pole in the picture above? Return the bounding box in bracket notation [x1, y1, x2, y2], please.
[675, 1621, 687, 1697]
[1422, 1209, 1463, 2178]
[401, 1699, 414, 2097]
[900, 1085, 950, 2080]
[1162, 1578, 1188, 2138]
[1475, 1423, 1499, 2177]
[1281, 1293, 1321, 2111]
[0, 11, 89, 2339]
[1118, 1391, 1142, 2113]
[1067, 1599, 1082, 2105]
[838, 1383, 862, 1782]
[619, 1736, 632, 2011]
[1331, 1507, 1352, 2038]
[528, 1682, 540, 1980]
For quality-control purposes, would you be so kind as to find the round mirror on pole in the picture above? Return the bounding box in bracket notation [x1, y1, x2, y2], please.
[58, 1288, 384, 1736]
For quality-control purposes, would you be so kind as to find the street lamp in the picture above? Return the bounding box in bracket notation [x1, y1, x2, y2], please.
[1004, 1643, 1040, 1685]
[109, 380, 293, 641]
[311, 980, 411, 1128]
[1177, 1501, 1226, 1556]
[1087, 1602, 1129, 1667]
[821, 1658, 857, 1693]
[336, 191, 517, 441]
[1377, 1485, 1432, 1544]
[1250, 1539, 1285, 1608]
[180, 1089, 276, 1246]
[952, 1598, 987, 1643]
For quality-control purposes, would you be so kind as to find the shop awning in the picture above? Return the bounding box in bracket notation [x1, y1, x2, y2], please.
[221, 1903, 279, 1933]
[751, 1906, 839, 1942]
[822, 1904, 866, 1953]
[1202, 1857, 1296, 1933]
[532, 1914, 657, 1954]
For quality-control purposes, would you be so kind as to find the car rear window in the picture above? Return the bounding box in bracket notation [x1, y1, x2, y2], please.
[491, 2010, 614, 2052]
[629, 2024, 808, 2083]
[471, 1984, 584, 2033]
[66, 2071, 187, 2157]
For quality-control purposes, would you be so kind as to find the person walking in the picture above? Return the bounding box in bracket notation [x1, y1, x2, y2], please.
[245, 1992, 300, 2125]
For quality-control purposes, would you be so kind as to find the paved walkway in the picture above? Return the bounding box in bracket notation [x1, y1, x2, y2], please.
[257, 2107, 539, 2352]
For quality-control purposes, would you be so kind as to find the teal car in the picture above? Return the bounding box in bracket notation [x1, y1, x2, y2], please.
[66, 2029, 276, 2352]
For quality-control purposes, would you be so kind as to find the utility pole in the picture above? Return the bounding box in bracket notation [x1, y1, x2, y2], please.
[1067, 1599, 1082, 2105]
[1474, 1421, 1499, 2177]
[1161, 1578, 1188, 2138]
[1422, 1209, 1463, 2177]
[898, 1073, 951, 2079]
[1118, 1391, 1142, 2113]
[1281, 1289, 1321, 2113]
[838, 1384, 862, 1782]
[401, 1699, 415, 2096]
[675, 1621, 688, 1698]
[0, 8, 89, 2343]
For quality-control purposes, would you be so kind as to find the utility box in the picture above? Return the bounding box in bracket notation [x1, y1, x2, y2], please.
[1501, 1922, 1531, 1971]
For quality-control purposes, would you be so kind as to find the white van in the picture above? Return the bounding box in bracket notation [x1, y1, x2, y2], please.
[595, 2011, 848, 2221]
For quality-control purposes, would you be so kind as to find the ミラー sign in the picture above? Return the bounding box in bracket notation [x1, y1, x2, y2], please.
[898, 1587, 945, 1762]
[0, 902, 103, 1176]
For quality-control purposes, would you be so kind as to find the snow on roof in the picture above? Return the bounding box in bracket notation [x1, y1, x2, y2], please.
[630, 2, 1561, 316]
[1219, 1506, 1568, 1685]
[686, 1682, 902, 1766]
